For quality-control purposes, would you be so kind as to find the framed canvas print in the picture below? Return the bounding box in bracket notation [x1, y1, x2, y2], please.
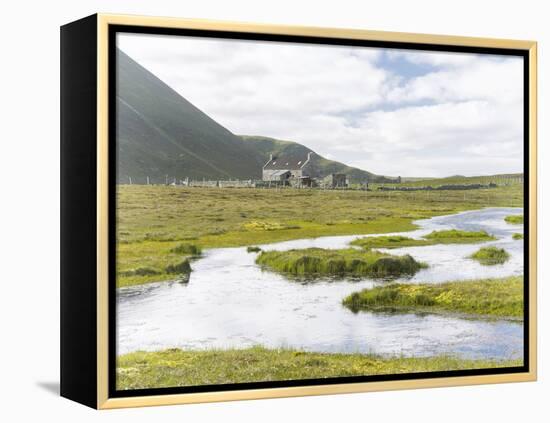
[60, 14, 537, 409]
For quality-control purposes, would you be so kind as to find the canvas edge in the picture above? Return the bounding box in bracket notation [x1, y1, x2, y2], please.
[94, 13, 538, 410]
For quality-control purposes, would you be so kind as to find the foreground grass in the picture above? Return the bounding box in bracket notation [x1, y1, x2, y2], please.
[351, 230, 494, 249]
[342, 276, 522, 318]
[117, 184, 522, 286]
[505, 214, 524, 224]
[256, 248, 426, 278]
[470, 247, 510, 266]
[116, 346, 521, 389]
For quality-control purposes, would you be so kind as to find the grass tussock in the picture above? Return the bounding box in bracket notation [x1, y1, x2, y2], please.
[246, 246, 262, 253]
[116, 346, 522, 390]
[351, 235, 432, 249]
[165, 259, 191, 274]
[256, 248, 426, 278]
[512, 233, 524, 240]
[505, 215, 524, 224]
[342, 276, 523, 318]
[170, 243, 202, 256]
[423, 229, 495, 243]
[119, 267, 160, 277]
[350, 229, 494, 250]
[470, 247, 510, 265]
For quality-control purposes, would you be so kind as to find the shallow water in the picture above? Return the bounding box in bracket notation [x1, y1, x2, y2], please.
[117, 207, 524, 360]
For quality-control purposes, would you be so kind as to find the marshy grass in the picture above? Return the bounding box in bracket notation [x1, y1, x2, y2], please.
[116, 184, 522, 287]
[117, 242, 201, 287]
[243, 221, 301, 231]
[423, 229, 495, 243]
[170, 243, 202, 256]
[342, 276, 523, 318]
[350, 229, 494, 250]
[119, 267, 160, 277]
[513, 233, 524, 240]
[351, 235, 432, 249]
[505, 214, 524, 224]
[247, 246, 262, 253]
[470, 247, 510, 265]
[165, 259, 192, 274]
[116, 345, 522, 389]
[256, 248, 426, 278]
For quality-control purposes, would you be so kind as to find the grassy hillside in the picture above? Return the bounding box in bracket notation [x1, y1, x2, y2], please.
[242, 135, 385, 183]
[116, 49, 264, 183]
[116, 50, 385, 184]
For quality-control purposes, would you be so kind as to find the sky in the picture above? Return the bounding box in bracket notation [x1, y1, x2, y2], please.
[117, 33, 524, 178]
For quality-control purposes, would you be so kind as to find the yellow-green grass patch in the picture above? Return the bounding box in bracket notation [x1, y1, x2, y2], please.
[343, 276, 522, 318]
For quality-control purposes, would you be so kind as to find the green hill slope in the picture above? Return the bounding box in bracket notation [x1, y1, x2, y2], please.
[116, 49, 264, 183]
[116, 49, 383, 183]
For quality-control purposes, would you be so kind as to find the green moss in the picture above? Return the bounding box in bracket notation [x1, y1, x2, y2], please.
[343, 276, 522, 318]
[512, 233, 524, 240]
[116, 346, 522, 390]
[505, 215, 524, 224]
[256, 248, 426, 278]
[470, 247, 510, 265]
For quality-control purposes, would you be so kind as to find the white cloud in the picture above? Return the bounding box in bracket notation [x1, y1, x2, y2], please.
[117, 33, 524, 177]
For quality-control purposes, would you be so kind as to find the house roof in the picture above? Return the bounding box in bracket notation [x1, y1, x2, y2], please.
[264, 156, 310, 170]
[270, 169, 291, 177]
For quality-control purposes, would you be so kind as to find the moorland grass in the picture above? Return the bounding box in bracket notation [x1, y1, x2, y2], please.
[116, 183, 522, 286]
[370, 174, 523, 189]
[350, 229, 494, 249]
[256, 248, 426, 278]
[116, 346, 522, 389]
[170, 243, 202, 255]
[342, 276, 523, 318]
[423, 229, 495, 243]
[350, 235, 433, 249]
[505, 215, 524, 224]
[117, 242, 202, 287]
[470, 247, 510, 265]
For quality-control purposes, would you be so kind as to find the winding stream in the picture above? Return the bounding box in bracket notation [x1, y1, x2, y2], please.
[117, 207, 524, 360]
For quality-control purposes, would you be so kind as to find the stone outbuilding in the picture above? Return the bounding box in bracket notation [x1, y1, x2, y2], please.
[320, 173, 348, 188]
